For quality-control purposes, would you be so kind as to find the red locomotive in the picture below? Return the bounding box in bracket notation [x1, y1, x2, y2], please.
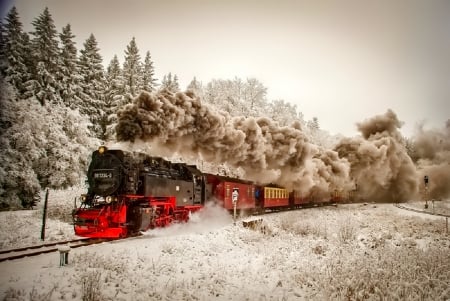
[73, 146, 348, 238]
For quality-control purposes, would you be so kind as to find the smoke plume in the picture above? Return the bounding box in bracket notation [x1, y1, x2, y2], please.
[116, 90, 449, 202]
[413, 120, 450, 200]
[116, 90, 350, 195]
[335, 110, 419, 202]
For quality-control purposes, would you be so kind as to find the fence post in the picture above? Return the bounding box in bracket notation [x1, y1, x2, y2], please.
[40, 189, 49, 241]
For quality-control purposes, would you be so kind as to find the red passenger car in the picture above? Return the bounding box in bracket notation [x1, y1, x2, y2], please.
[205, 174, 256, 212]
[290, 190, 313, 208]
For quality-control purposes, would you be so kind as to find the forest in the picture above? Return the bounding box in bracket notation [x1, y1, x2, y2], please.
[1, 6, 447, 210]
[0, 7, 332, 209]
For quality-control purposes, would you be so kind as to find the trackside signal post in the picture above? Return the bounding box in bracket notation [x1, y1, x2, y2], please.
[232, 188, 239, 225]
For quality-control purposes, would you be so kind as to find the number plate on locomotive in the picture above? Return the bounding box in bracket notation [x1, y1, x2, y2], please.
[93, 172, 113, 179]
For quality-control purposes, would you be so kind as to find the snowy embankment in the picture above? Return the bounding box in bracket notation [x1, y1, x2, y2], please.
[1, 196, 449, 300]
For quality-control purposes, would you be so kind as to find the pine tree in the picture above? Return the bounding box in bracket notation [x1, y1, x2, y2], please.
[79, 33, 105, 138]
[142, 51, 157, 92]
[0, 21, 6, 76]
[173, 74, 180, 91]
[187, 77, 203, 97]
[103, 55, 125, 140]
[28, 7, 62, 105]
[307, 117, 320, 132]
[161, 72, 180, 92]
[58, 24, 82, 108]
[122, 37, 142, 97]
[3, 7, 30, 95]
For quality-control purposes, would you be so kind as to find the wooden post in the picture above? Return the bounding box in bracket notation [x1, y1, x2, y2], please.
[446, 217, 448, 235]
[40, 189, 49, 241]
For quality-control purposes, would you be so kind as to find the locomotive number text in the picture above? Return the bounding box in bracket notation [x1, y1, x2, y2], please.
[94, 172, 113, 179]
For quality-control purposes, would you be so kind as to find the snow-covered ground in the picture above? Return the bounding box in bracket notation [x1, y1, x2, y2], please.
[1, 192, 449, 300]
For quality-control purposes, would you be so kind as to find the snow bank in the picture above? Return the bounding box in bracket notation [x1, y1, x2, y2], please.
[1, 202, 449, 300]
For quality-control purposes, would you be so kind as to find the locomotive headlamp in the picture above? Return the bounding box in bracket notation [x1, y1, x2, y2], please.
[106, 196, 113, 203]
[80, 194, 87, 203]
[98, 146, 107, 154]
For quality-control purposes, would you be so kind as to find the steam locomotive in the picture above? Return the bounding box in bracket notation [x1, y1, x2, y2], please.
[73, 146, 348, 238]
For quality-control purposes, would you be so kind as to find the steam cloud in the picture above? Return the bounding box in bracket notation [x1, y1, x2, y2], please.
[116, 90, 449, 202]
[334, 110, 419, 202]
[413, 120, 450, 200]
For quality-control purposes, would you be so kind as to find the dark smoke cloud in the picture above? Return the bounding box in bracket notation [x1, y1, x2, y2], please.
[335, 109, 419, 202]
[116, 90, 350, 195]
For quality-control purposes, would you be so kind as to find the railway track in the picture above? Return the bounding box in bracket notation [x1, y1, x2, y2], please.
[0, 238, 114, 262]
[394, 203, 450, 218]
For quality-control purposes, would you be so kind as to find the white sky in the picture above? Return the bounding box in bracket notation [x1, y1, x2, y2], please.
[2, 0, 450, 137]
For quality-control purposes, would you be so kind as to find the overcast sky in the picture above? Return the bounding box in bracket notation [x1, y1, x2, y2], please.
[2, 0, 449, 137]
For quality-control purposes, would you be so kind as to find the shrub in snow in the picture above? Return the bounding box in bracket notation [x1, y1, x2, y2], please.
[80, 270, 102, 301]
[337, 217, 356, 244]
[315, 245, 450, 300]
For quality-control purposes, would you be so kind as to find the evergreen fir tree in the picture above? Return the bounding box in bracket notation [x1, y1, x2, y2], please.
[59, 24, 82, 108]
[122, 37, 142, 97]
[187, 77, 204, 97]
[173, 74, 180, 91]
[0, 21, 6, 76]
[79, 33, 105, 138]
[142, 51, 157, 92]
[3, 7, 30, 95]
[28, 7, 62, 105]
[161, 72, 180, 92]
[307, 117, 320, 132]
[103, 55, 125, 140]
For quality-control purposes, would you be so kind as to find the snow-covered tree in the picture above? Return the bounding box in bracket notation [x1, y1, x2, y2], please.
[142, 50, 157, 92]
[268, 99, 304, 127]
[27, 7, 62, 105]
[79, 33, 105, 138]
[307, 116, 320, 132]
[103, 55, 125, 140]
[243, 78, 268, 113]
[187, 77, 204, 98]
[203, 77, 268, 117]
[0, 21, 7, 76]
[161, 72, 180, 92]
[0, 78, 97, 209]
[58, 24, 83, 108]
[122, 37, 142, 97]
[2, 7, 30, 95]
[204, 78, 243, 115]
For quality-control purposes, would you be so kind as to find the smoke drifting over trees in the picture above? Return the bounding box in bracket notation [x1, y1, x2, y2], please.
[116, 90, 449, 202]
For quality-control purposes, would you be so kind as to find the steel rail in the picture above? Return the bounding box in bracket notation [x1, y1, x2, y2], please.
[0, 238, 114, 262]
